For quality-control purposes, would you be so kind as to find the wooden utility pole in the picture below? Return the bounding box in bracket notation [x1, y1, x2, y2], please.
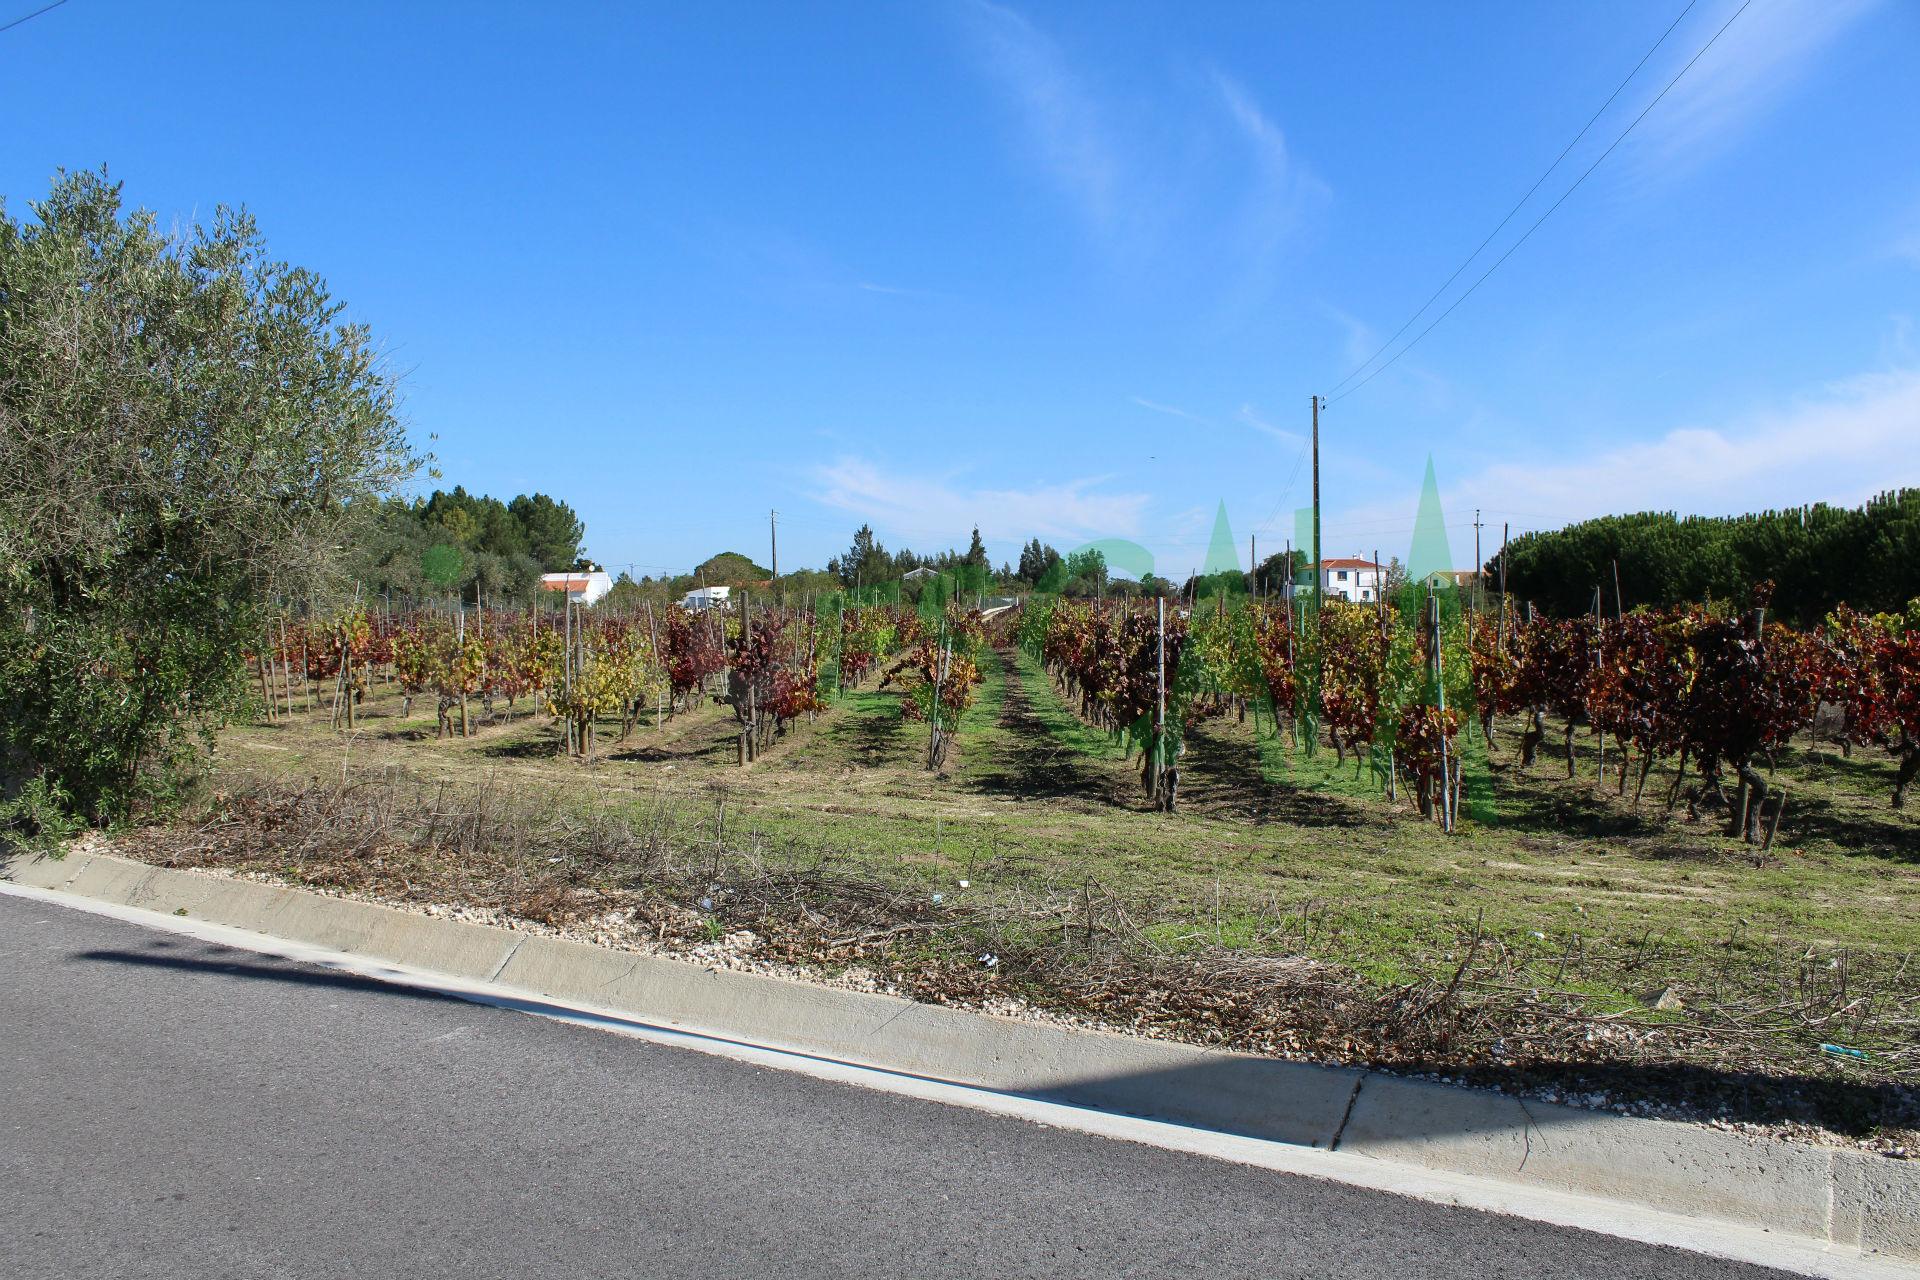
[1429, 586, 1453, 833]
[1284, 539, 1293, 627]
[1592, 585, 1604, 782]
[769, 509, 779, 600]
[562, 595, 573, 754]
[1498, 522, 1510, 645]
[1155, 596, 1166, 804]
[1310, 396, 1322, 619]
[1472, 509, 1483, 617]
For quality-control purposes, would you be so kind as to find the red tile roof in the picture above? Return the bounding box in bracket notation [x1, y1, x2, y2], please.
[1320, 558, 1381, 570]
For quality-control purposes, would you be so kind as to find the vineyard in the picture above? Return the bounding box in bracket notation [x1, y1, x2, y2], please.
[240, 577, 1920, 860]
[247, 588, 991, 769]
[179, 576, 1920, 1138]
[1018, 582, 1920, 839]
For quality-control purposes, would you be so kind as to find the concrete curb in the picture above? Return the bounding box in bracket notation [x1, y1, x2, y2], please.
[11, 849, 1916, 1262]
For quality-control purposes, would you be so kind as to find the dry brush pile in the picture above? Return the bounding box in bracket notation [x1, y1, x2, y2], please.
[123, 765, 1920, 1145]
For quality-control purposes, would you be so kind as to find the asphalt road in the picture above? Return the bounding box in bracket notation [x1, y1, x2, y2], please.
[2, 893, 1791, 1280]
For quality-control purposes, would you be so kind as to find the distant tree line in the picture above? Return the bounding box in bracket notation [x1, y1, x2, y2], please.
[827, 525, 992, 590]
[1489, 490, 1920, 625]
[349, 487, 587, 605]
[593, 527, 1319, 614]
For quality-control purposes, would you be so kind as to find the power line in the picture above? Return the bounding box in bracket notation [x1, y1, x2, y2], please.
[0, 0, 68, 36]
[1249, 435, 1313, 540]
[1327, 1, 1699, 398]
[1328, 0, 1750, 406]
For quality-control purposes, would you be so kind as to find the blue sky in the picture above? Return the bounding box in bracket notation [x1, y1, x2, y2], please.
[7, 0, 1918, 579]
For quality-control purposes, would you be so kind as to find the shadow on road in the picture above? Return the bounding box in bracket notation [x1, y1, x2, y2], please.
[74, 944, 462, 1004]
[75, 939, 1918, 1142]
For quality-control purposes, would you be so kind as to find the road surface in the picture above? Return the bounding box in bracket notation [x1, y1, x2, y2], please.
[1, 892, 1788, 1279]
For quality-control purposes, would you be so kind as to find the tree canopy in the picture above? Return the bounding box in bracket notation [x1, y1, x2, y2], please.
[0, 170, 415, 824]
[1016, 538, 1063, 585]
[1490, 492, 1920, 624]
[690, 551, 770, 587]
[349, 487, 585, 604]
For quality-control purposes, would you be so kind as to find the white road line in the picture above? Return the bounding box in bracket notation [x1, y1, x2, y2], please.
[5, 879, 1906, 1280]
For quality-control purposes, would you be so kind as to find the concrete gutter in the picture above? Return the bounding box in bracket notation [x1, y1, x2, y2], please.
[9, 848, 1916, 1268]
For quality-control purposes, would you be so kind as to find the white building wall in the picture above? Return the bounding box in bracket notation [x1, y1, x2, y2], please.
[540, 570, 614, 606]
[1320, 565, 1382, 603]
[682, 585, 731, 611]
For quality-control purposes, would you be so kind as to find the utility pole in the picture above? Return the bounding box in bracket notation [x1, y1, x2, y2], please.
[1498, 522, 1510, 645]
[769, 510, 778, 602]
[1155, 596, 1166, 805]
[1472, 509, 1483, 617]
[1284, 539, 1293, 623]
[1310, 396, 1322, 619]
[1500, 522, 1510, 596]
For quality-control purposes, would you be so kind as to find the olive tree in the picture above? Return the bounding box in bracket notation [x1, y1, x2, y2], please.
[0, 169, 415, 825]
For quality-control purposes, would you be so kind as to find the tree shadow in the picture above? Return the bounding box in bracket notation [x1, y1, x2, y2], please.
[1179, 719, 1374, 830]
[1488, 771, 1674, 841]
[1776, 742, 1901, 783]
[75, 944, 460, 1005]
[1394, 1055, 1917, 1140]
[968, 650, 1141, 810]
[816, 696, 915, 770]
[612, 726, 739, 767]
[478, 735, 563, 761]
[1770, 790, 1920, 863]
[1485, 761, 1920, 863]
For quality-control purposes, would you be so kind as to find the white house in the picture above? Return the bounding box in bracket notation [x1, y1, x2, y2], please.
[539, 570, 613, 606]
[681, 585, 731, 612]
[1319, 557, 1384, 604]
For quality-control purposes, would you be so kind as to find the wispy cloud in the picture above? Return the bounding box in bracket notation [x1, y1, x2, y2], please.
[712, 226, 948, 306]
[1895, 219, 1920, 270]
[1881, 315, 1915, 367]
[1131, 396, 1214, 428]
[813, 456, 1150, 544]
[1321, 305, 1381, 378]
[856, 281, 950, 299]
[1454, 366, 1920, 528]
[1311, 365, 1920, 571]
[1131, 396, 1304, 447]
[953, 4, 1327, 303]
[958, 0, 1120, 227]
[1211, 71, 1332, 295]
[1237, 403, 1302, 445]
[1625, 0, 1880, 179]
